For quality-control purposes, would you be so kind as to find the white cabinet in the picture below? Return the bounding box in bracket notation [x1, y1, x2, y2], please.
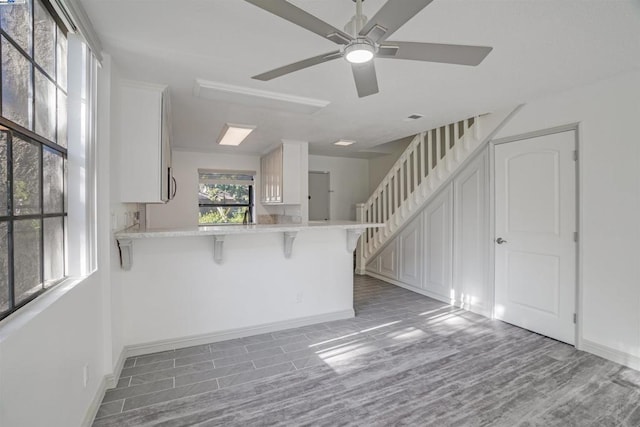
[119, 80, 174, 203]
[260, 143, 301, 205]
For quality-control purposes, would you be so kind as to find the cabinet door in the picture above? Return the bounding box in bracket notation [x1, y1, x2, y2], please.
[423, 184, 453, 300]
[119, 81, 167, 203]
[273, 146, 282, 203]
[453, 149, 488, 313]
[399, 215, 423, 287]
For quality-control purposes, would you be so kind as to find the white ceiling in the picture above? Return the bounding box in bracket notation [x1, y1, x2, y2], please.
[79, 0, 640, 157]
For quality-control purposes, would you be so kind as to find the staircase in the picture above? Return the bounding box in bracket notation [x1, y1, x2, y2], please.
[356, 109, 515, 272]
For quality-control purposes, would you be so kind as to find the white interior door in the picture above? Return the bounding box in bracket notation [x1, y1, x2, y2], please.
[494, 130, 576, 344]
[308, 171, 330, 221]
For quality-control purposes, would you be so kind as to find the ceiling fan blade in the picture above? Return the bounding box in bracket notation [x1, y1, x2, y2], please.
[359, 0, 434, 43]
[378, 41, 493, 66]
[351, 61, 379, 98]
[252, 51, 342, 81]
[244, 0, 353, 45]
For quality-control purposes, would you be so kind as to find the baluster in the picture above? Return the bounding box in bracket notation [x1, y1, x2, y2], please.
[413, 141, 419, 196]
[418, 133, 425, 182]
[394, 168, 399, 224]
[463, 118, 471, 150]
[473, 115, 480, 140]
[435, 127, 443, 179]
[383, 184, 388, 223]
[445, 124, 452, 172]
[453, 120, 461, 160]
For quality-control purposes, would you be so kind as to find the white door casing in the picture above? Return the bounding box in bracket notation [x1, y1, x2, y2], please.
[494, 130, 577, 344]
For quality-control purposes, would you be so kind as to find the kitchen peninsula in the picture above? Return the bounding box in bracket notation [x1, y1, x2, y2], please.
[114, 221, 381, 357]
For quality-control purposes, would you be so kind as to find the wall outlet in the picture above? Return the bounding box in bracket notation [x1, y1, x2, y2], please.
[295, 292, 303, 304]
[82, 364, 89, 388]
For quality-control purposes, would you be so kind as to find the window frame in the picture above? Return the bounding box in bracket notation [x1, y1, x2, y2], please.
[198, 170, 255, 226]
[0, 0, 68, 321]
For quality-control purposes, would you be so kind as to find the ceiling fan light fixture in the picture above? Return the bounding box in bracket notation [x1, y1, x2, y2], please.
[344, 41, 376, 64]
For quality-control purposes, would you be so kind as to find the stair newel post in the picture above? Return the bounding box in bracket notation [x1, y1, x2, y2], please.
[355, 203, 367, 275]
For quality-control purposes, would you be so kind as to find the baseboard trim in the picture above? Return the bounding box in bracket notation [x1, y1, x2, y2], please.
[365, 271, 492, 319]
[123, 309, 355, 358]
[580, 339, 640, 371]
[81, 374, 109, 427]
[82, 348, 126, 426]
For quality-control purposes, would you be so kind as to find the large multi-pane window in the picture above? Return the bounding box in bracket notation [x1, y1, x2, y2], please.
[0, 0, 67, 320]
[198, 170, 255, 225]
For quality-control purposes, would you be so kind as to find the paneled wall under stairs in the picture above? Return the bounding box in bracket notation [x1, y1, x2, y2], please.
[366, 148, 491, 317]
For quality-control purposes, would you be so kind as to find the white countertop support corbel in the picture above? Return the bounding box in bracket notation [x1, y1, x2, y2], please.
[213, 235, 225, 263]
[117, 238, 133, 271]
[346, 229, 365, 252]
[283, 231, 298, 258]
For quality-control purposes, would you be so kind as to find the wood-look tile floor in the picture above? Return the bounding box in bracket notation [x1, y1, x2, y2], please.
[93, 275, 640, 426]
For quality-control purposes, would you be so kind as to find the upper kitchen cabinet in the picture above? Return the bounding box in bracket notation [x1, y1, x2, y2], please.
[119, 80, 175, 203]
[260, 143, 301, 205]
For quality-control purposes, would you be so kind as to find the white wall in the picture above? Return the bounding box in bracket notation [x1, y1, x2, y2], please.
[494, 70, 640, 367]
[146, 150, 268, 228]
[309, 155, 369, 220]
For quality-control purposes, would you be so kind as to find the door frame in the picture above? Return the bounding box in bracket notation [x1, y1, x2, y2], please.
[489, 122, 582, 348]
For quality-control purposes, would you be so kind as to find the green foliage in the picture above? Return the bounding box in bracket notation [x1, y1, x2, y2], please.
[199, 207, 247, 225]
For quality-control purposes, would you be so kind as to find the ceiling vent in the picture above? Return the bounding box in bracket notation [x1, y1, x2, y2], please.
[404, 114, 424, 121]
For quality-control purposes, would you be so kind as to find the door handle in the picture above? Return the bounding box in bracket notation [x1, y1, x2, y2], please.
[496, 237, 507, 244]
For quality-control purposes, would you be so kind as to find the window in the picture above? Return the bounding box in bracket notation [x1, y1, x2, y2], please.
[198, 170, 254, 225]
[0, 0, 67, 320]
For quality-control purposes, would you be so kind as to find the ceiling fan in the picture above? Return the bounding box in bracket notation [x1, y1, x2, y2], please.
[244, 0, 493, 98]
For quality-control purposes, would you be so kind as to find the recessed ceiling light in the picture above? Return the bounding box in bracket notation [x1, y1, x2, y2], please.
[217, 123, 256, 146]
[334, 140, 355, 146]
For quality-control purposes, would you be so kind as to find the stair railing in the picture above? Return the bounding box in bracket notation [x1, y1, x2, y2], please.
[355, 116, 478, 271]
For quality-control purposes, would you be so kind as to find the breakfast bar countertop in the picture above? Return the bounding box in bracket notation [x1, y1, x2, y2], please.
[115, 220, 383, 240]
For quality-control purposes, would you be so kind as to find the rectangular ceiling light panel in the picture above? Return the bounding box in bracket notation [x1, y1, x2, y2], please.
[218, 123, 256, 146]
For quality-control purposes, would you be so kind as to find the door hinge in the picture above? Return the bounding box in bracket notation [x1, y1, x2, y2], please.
[573, 313, 577, 324]
[573, 150, 578, 161]
[573, 231, 578, 242]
